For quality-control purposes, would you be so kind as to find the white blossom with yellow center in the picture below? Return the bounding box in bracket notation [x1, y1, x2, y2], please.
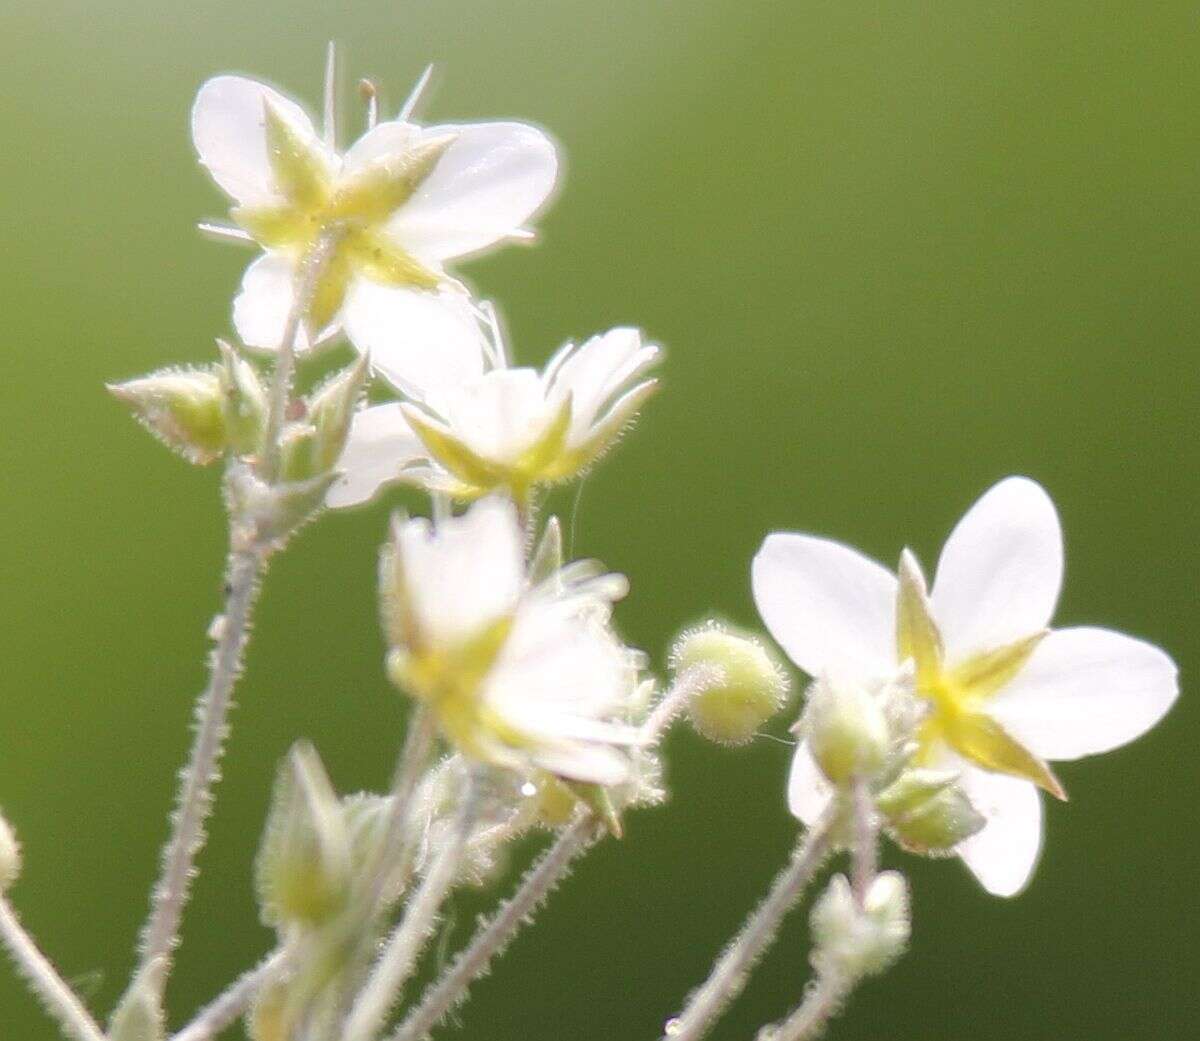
[328, 315, 659, 508]
[382, 497, 643, 785]
[752, 477, 1178, 896]
[191, 73, 558, 361]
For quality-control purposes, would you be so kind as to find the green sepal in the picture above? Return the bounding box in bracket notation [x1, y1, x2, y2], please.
[107, 959, 166, 1041]
[561, 780, 623, 838]
[217, 340, 268, 456]
[107, 366, 228, 465]
[308, 352, 370, 473]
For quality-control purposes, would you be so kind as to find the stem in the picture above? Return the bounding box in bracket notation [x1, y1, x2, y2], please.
[343, 777, 483, 1041]
[0, 897, 108, 1041]
[850, 777, 878, 906]
[641, 666, 719, 746]
[387, 815, 598, 1041]
[360, 707, 437, 917]
[755, 971, 853, 1041]
[137, 546, 264, 985]
[261, 233, 341, 483]
[662, 808, 837, 1041]
[170, 947, 289, 1041]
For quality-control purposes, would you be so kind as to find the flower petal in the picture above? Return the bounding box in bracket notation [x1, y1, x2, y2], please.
[930, 477, 1063, 663]
[232, 253, 323, 353]
[442, 368, 552, 463]
[192, 75, 331, 207]
[387, 121, 559, 262]
[326, 404, 427, 509]
[989, 626, 1179, 761]
[341, 282, 487, 400]
[955, 765, 1042, 897]
[786, 741, 834, 825]
[752, 533, 897, 684]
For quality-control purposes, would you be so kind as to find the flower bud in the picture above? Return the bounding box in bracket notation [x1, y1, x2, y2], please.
[308, 353, 370, 474]
[108, 366, 227, 464]
[672, 623, 789, 745]
[255, 742, 352, 928]
[0, 813, 21, 891]
[107, 959, 166, 1041]
[217, 340, 268, 456]
[810, 871, 910, 979]
[876, 768, 986, 856]
[801, 674, 889, 785]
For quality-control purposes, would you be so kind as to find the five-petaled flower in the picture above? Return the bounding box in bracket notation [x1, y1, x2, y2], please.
[381, 497, 644, 785]
[191, 73, 558, 355]
[752, 477, 1179, 896]
[328, 313, 659, 508]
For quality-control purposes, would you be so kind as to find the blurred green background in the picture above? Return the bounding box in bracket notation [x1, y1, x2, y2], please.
[1, 1, 1197, 1038]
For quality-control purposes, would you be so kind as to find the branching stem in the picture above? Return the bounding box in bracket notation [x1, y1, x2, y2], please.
[0, 897, 107, 1041]
[171, 947, 290, 1041]
[387, 814, 598, 1041]
[662, 807, 837, 1041]
[755, 970, 852, 1041]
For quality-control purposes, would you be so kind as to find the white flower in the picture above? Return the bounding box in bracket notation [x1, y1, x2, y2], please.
[191, 72, 558, 360]
[752, 476, 1179, 896]
[382, 497, 643, 785]
[328, 318, 659, 508]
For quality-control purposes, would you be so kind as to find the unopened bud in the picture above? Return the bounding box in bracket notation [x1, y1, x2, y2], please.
[0, 813, 20, 891]
[108, 366, 227, 464]
[810, 871, 910, 979]
[672, 623, 789, 745]
[255, 742, 351, 927]
[877, 768, 985, 856]
[217, 340, 268, 456]
[802, 675, 889, 785]
[309, 353, 370, 474]
[107, 959, 166, 1041]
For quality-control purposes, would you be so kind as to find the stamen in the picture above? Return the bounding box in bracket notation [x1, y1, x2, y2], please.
[323, 41, 338, 149]
[196, 222, 254, 245]
[398, 63, 435, 123]
[358, 79, 379, 130]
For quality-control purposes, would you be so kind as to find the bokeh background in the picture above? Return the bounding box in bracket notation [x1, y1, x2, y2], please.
[2, 1, 1197, 1038]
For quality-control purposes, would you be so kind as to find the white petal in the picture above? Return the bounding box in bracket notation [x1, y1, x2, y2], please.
[545, 328, 660, 444]
[442, 368, 552, 463]
[398, 497, 524, 647]
[388, 121, 559, 262]
[931, 477, 1064, 663]
[341, 282, 487, 400]
[751, 533, 897, 684]
[786, 742, 834, 825]
[956, 765, 1043, 897]
[989, 627, 1179, 761]
[529, 743, 629, 786]
[326, 404, 427, 509]
[232, 253, 323, 353]
[192, 75, 332, 206]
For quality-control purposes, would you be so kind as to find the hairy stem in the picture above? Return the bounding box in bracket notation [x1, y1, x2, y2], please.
[0, 897, 107, 1041]
[641, 666, 720, 745]
[850, 777, 878, 906]
[137, 546, 264, 984]
[171, 947, 289, 1041]
[387, 815, 598, 1041]
[343, 777, 483, 1041]
[663, 808, 836, 1041]
[756, 971, 852, 1041]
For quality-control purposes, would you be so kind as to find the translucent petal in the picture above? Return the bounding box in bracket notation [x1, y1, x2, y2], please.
[442, 369, 554, 463]
[786, 741, 834, 825]
[326, 404, 426, 509]
[989, 626, 1179, 761]
[751, 533, 897, 684]
[192, 75, 333, 207]
[340, 282, 486, 400]
[930, 477, 1063, 663]
[387, 121, 559, 262]
[955, 764, 1043, 897]
[232, 253, 321, 353]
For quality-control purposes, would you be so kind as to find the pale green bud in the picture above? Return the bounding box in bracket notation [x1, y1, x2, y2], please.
[877, 768, 986, 856]
[810, 871, 910, 979]
[0, 813, 20, 891]
[308, 353, 370, 474]
[672, 623, 789, 745]
[107, 959, 166, 1041]
[107, 366, 227, 464]
[256, 742, 352, 928]
[217, 340, 268, 456]
[278, 422, 320, 483]
[802, 675, 890, 785]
